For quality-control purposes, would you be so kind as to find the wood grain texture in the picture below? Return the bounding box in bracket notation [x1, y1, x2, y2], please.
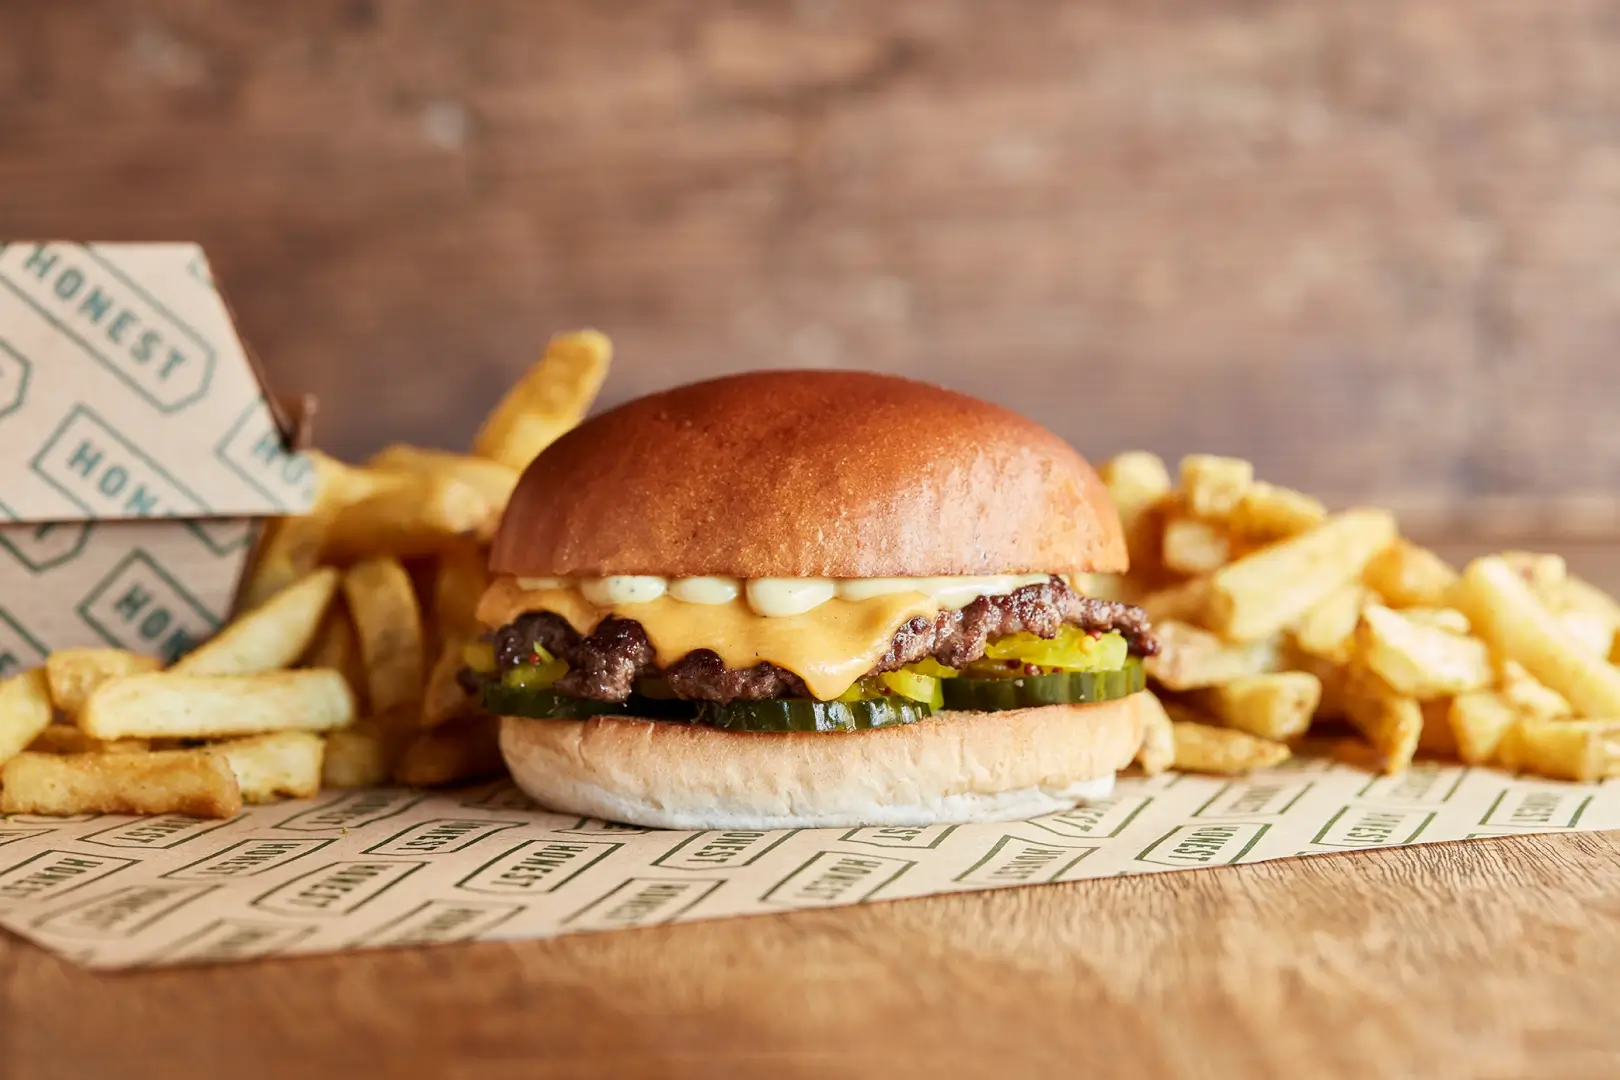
[4, 1, 1620, 508]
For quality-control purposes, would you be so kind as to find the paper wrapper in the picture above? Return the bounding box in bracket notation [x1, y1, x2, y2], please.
[2, 751, 1614, 969]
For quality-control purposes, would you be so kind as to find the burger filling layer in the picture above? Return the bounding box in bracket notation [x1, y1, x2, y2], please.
[467, 575, 1157, 729]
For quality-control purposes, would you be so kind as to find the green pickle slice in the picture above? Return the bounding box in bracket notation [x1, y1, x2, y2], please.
[696, 697, 934, 733]
[941, 658, 1144, 711]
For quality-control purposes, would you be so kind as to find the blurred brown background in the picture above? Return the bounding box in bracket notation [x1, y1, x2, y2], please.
[3, 1, 1618, 525]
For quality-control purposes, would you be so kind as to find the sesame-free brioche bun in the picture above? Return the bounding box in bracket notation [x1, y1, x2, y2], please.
[491, 370, 1125, 579]
[500, 695, 1144, 829]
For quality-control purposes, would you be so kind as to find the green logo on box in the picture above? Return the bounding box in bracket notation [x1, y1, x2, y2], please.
[0, 338, 31, 420]
[0, 520, 93, 573]
[76, 548, 220, 662]
[0, 243, 215, 413]
[216, 399, 317, 512]
[0, 608, 47, 678]
[32, 405, 210, 519]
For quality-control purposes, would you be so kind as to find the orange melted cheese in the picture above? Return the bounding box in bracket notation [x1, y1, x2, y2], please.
[476, 576, 941, 700]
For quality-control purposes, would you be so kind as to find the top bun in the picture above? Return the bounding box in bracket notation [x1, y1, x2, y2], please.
[492, 370, 1125, 579]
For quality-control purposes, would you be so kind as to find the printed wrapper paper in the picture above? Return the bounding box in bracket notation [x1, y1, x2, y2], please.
[1, 754, 1614, 969]
[0, 242, 313, 670]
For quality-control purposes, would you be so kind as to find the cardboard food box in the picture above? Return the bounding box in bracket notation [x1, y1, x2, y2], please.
[0, 242, 313, 673]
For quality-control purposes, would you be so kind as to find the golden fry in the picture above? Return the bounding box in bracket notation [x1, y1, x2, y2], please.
[1145, 620, 1280, 691]
[174, 567, 339, 676]
[1356, 604, 1491, 699]
[394, 715, 504, 787]
[1208, 509, 1397, 642]
[0, 669, 54, 767]
[1292, 582, 1380, 664]
[1362, 540, 1458, 609]
[81, 671, 356, 741]
[1170, 720, 1290, 774]
[213, 732, 325, 803]
[368, 445, 520, 522]
[1135, 690, 1175, 776]
[322, 473, 492, 562]
[1494, 658, 1573, 722]
[1448, 690, 1521, 765]
[1178, 455, 1254, 520]
[1160, 517, 1232, 576]
[1418, 698, 1458, 757]
[1559, 611, 1614, 658]
[423, 638, 483, 729]
[1186, 671, 1322, 741]
[432, 540, 492, 642]
[1495, 716, 1620, 782]
[241, 452, 385, 608]
[0, 749, 242, 818]
[27, 726, 149, 756]
[473, 329, 612, 471]
[1099, 452, 1173, 576]
[1339, 664, 1423, 775]
[303, 601, 369, 712]
[1138, 577, 1212, 626]
[1227, 482, 1327, 540]
[342, 556, 427, 714]
[45, 648, 163, 715]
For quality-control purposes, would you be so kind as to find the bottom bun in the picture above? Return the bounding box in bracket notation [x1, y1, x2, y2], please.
[498, 694, 1146, 829]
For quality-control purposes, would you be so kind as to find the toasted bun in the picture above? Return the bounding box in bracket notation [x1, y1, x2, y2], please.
[498, 695, 1145, 829]
[492, 371, 1125, 579]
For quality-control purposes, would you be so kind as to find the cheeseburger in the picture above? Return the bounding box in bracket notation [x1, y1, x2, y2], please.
[467, 371, 1159, 828]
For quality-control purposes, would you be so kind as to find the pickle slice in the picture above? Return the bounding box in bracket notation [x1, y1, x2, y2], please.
[696, 697, 935, 733]
[483, 685, 694, 721]
[941, 658, 1145, 711]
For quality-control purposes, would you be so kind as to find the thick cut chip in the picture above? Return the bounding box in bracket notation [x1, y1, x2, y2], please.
[81, 671, 356, 740]
[1340, 664, 1423, 775]
[394, 715, 504, 787]
[1135, 690, 1175, 776]
[1449, 691, 1521, 765]
[1227, 482, 1327, 540]
[1145, 621, 1280, 691]
[1171, 721, 1290, 774]
[1356, 605, 1491, 699]
[213, 732, 325, 803]
[1362, 541, 1459, 608]
[0, 750, 242, 818]
[343, 556, 427, 714]
[173, 568, 339, 676]
[1161, 517, 1233, 575]
[1186, 671, 1321, 741]
[1179, 455, 1254, 520]
[1495, 717, 1620, 782]
[45, 649, 163, 715]
[0, 669, 54, 767]
[473, 329, 612, 471]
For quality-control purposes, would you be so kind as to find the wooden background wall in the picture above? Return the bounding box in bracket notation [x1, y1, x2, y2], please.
[3, 1, 1619, 517]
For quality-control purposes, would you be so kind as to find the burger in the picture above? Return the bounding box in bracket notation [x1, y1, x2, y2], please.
[465, 370, 1159, 829]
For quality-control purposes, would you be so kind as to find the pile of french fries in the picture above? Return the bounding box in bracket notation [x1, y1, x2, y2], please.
[1095, 452, 1620, 782]
[0, 331, 611, 819]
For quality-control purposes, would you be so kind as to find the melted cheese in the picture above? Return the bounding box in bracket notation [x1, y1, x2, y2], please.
[476, 577, 941, 700]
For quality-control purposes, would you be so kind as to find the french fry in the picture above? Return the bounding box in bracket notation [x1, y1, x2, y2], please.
[342, 556, 427, 714]
[394, 715, 504, 787]
[1170, 720, 1290, 774]
[322, 473, 491, 562]
[1178, 455, 1253, 520]
[423, 639, 483, 728]
[1457, 555, 1620, 717]
[304, 602, 368, 711]
[1292, 582, 1380, 664]
[432, 540, 492, 641]
[241, 452, 386, 609]
[1099, 452, 1172, 575]
[1356, 604, 1491, 699]
[1495, 717, 1620, 782]
[1186, 671, 1321, 741]
[1559, 611, 1614, 658]
[1499, 551, 1566, 591]
[1227, 482, 1327, 540]
[1135, 690, 1175, 776]
[1340, 664, 1423, 774]
[81, 671, 356, 741]
[173, 567, 339, 676]
[368, 445, 520, 534]
[1418, 698, 1458, 757]
[27, 726, 149, 755]
[1554, 574, 1620, 630]
[473, 329, 612, 471]
[1449, 690, 1521, 764]
[1145, 621, 1280, 691]
[45, 648, 163, 715]
[213, 732, 325, 803]
[322, 720, 404, 788]
[1494, 658, 1573, 722]
[1362, 540, 1458, 608]
[1161, 518, 1232, 575]
[0, 669, 54, 766]
[0, 749, 242, 818]
[1207, 509, 1397, 642]
[1138, 577, 1212, 626]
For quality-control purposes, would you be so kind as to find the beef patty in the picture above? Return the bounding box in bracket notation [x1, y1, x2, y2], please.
[488, 576, 1158, 705]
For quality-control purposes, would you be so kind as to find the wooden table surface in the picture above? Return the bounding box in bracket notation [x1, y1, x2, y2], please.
[6, 540, 1620, 1079]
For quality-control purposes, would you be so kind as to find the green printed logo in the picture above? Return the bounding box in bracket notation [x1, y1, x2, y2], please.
[564, 878, 722, 930]
[186, 252, 214, 288]
[0, 608, 47, 678]
[458, 839, 622, 895]
[1357, 764, 1465, 806]
[954, 836, 1096, 887]
[654, 829, 795, 870]
[32, 883, 217, 940]
[251, 860, 425, 917]
[275, 790, 426, 832]
[1312, 806, 1435, 848]
[838, 824, 957, 849]
[216, 400, 317, 512]
[1027, 795, 1151, 840]
[761, 852, 913, 908]
[362, 818, 518, 857]
[557, 818, 651, 836]
[77, 549, 219, 662]
[0, 243, 215, 412]
[158, 919, 314, 964]
[0, 827, 53, 848]
[1481, 787, 1592, 830]
[33, 406, 208, 518]
[161, 838, 334, 881]
[186, 519, 256, 556]
[457, 780, 540, 812]
[355, 900, 524, 948]
[0, 520, 93, 573]
[0, 338, 30, 419]
[82, 813, 239, 850]
[0, 850, 136, 907]
[1196, 780, 1311, 819]
[1136, 823, 1270, 867]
